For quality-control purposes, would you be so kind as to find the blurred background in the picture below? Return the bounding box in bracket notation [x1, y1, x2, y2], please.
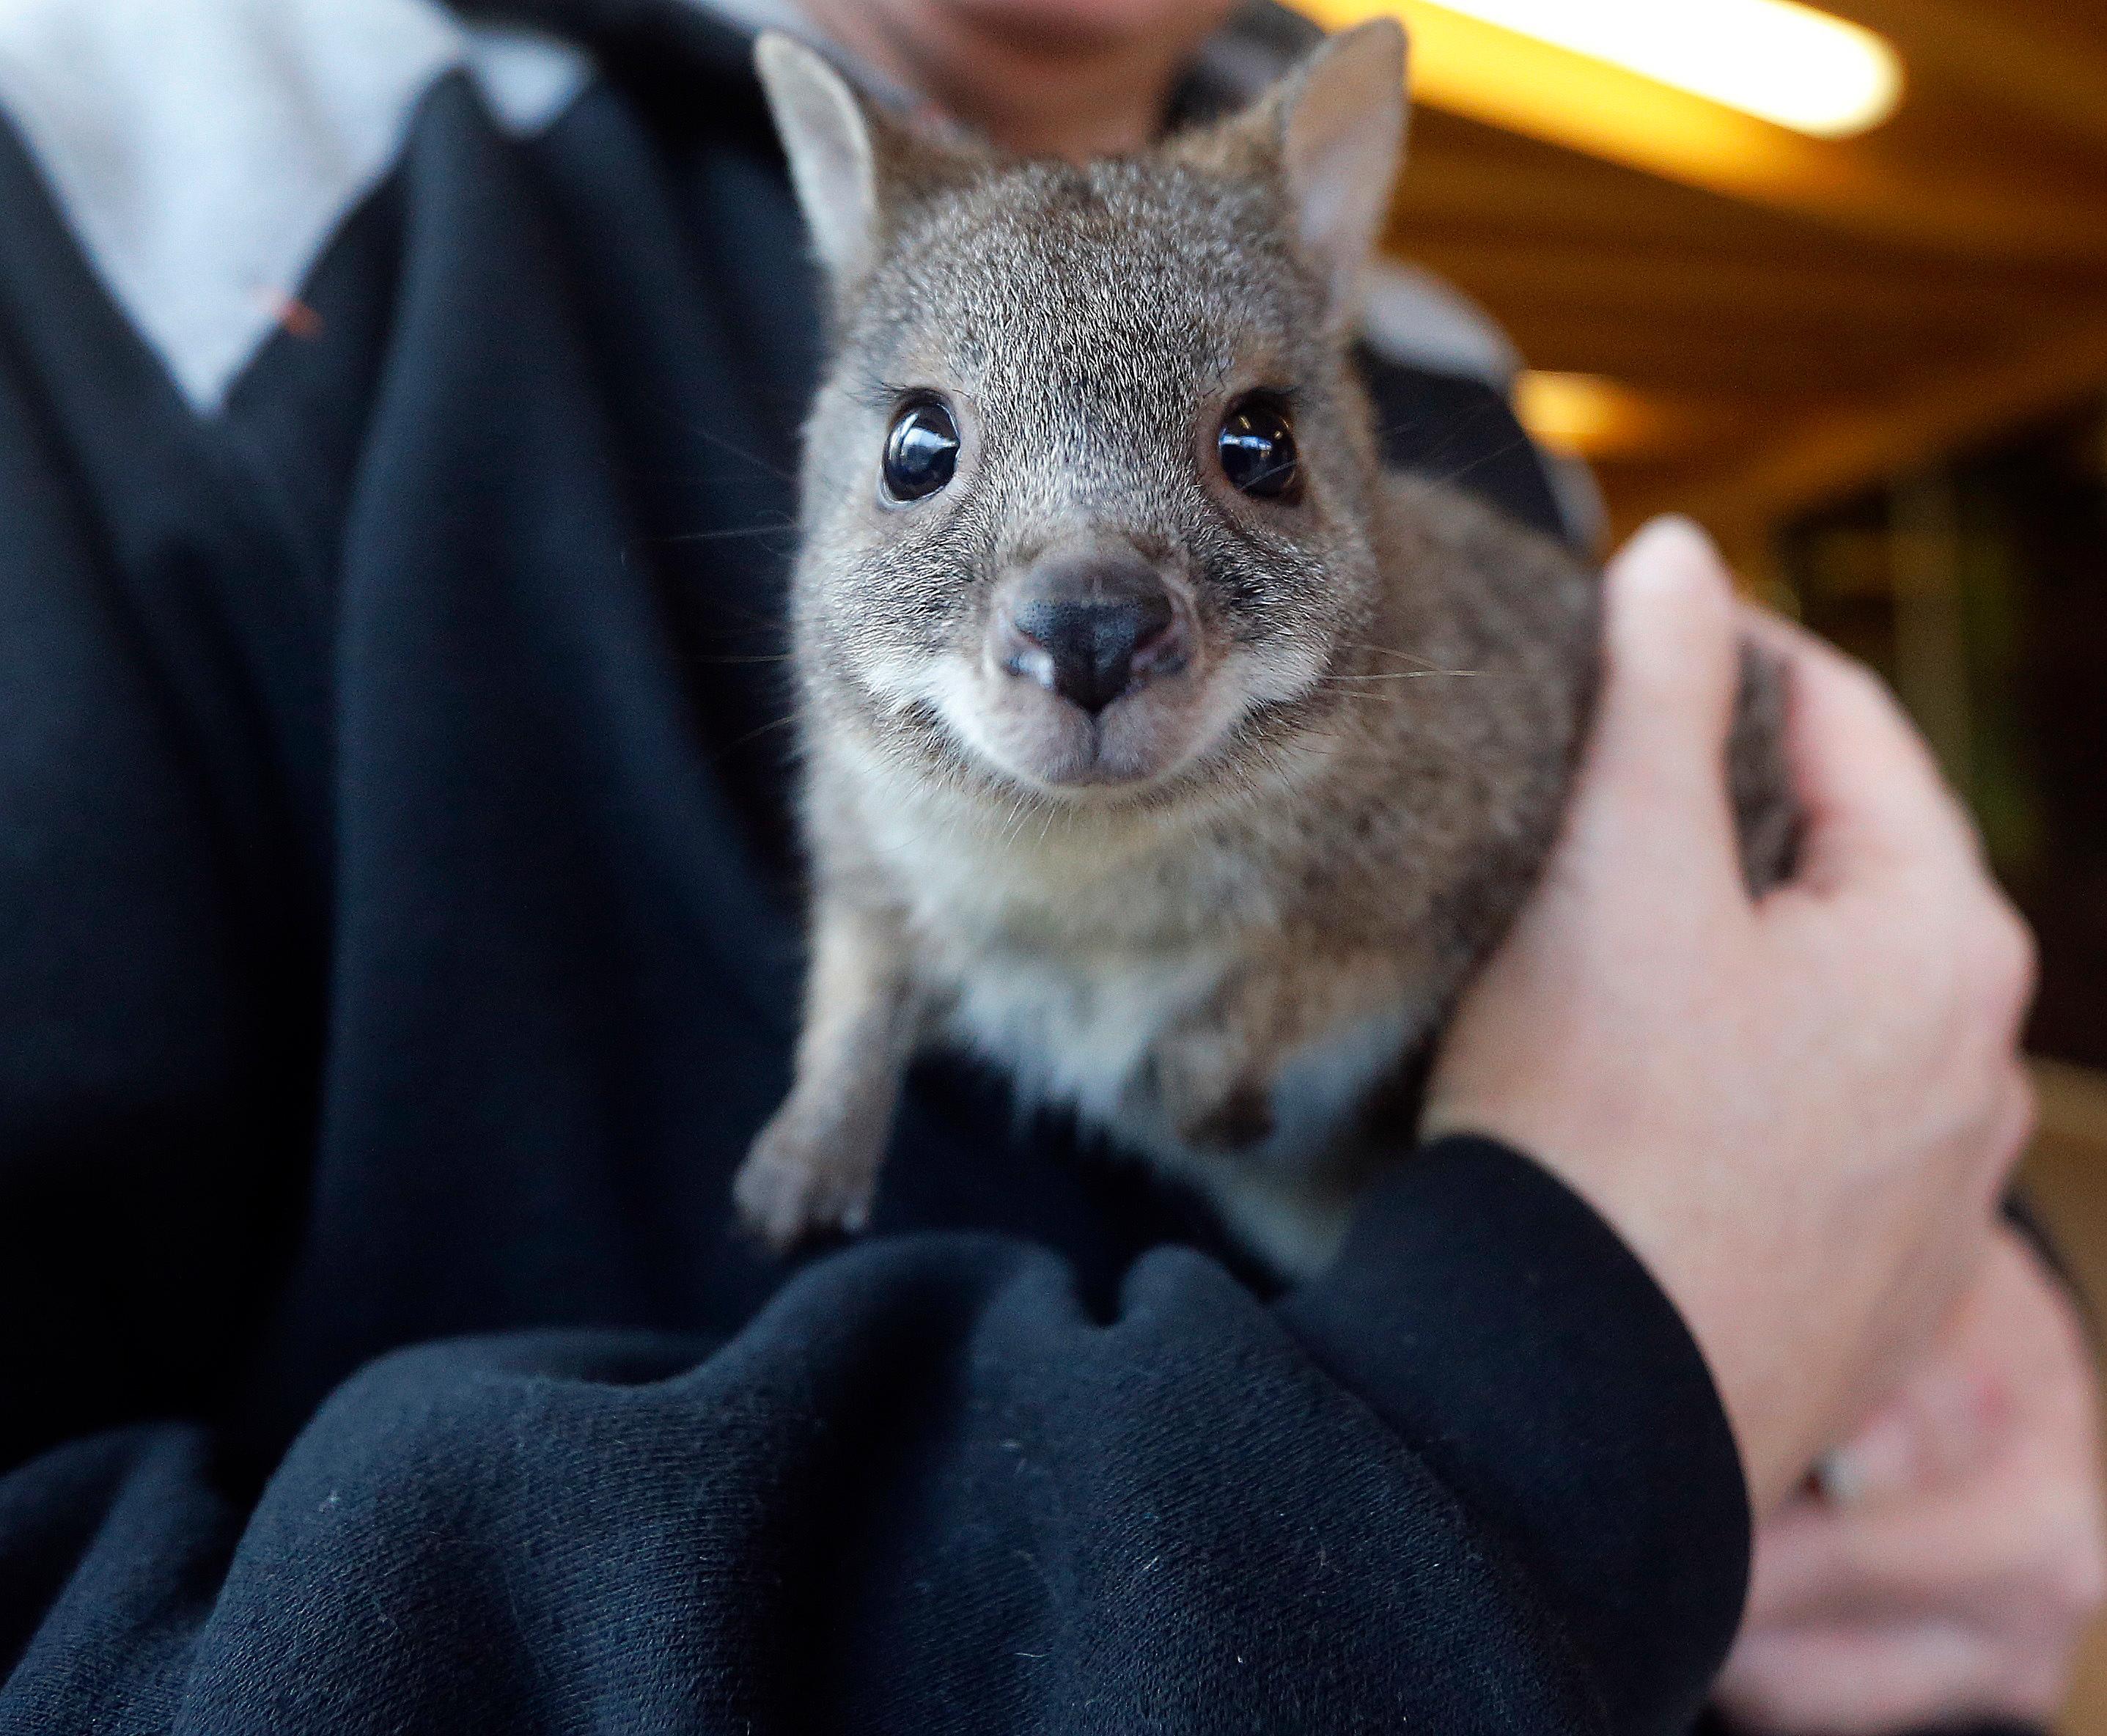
[1286, 0, 2107, 1721]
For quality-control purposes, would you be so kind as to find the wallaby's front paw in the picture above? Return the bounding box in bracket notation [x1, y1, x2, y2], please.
[1151, 1031, 1276, 1152]
[733, 1113, 878, 1253]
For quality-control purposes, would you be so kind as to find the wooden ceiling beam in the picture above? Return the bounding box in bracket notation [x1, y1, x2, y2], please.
[1398, 235, 2086, 326]
[1838, 0, 2107, 157]
[1481, 316, 1982, 396]
[1396, 130, 2107, 272]
[1397, 114, 1907, 246]
[1613, 309, 2107, 541]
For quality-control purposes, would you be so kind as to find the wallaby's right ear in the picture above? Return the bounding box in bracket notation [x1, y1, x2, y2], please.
[756, 32, 882, 284]
[1179, 21, 1408, 320]
[1277, 21, 1409, 310]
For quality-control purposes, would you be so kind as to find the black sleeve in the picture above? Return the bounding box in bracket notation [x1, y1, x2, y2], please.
[1, 1148, 1749, 1735]
[1283, 1136, 1753, 1735]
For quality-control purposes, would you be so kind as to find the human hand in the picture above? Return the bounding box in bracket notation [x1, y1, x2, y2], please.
[1424, 517, 2037, 1515]
[1714, 1225, 2106, 1732]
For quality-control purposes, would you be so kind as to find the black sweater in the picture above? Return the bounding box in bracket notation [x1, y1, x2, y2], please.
[0, 1, 1752, 1729]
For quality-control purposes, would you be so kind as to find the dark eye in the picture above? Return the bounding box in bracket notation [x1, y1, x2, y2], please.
[882, 397, 960, 503]
[1217, 394, 1301, 501]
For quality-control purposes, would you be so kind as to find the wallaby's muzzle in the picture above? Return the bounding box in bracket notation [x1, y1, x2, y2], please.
[997, 553, 1188, 718]
[956, 544, 1215, 792]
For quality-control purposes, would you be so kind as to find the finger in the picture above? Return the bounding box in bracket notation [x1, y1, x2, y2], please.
[1996, 1219, 2100, 1393]
[1738, 607, 1978, 895]
[1747, 1464, 2059, 1628]
[1716, 1619, 2057, 1734]
[1817, 1361, 2009, 1508]
[1817, 1193, 2037, 1510]
[1815, 1402, 1945, 1512]
[1979, 1061, 2037, 1204]
[1575, 518, 1743, 880]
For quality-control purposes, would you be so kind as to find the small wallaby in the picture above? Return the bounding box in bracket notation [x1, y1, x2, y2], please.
[734, 22, 1796, 1276]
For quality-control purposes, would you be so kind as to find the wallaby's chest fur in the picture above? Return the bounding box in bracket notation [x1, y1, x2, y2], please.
[730, 25, 1795, 1273]
[786, 477, 1617, 1272]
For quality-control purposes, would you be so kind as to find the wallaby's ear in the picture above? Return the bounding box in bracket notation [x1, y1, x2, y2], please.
[1257, 21, 1409, 312]
[755, 32, 882, 284]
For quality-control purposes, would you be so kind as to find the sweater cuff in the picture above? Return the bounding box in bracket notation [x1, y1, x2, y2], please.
[1276, 1133, 1751, 1736]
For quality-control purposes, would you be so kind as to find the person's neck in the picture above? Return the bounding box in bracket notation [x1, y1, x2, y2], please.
[793, 1, 1201, 159]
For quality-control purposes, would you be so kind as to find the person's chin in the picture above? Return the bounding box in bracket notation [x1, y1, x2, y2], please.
[938, 0, 1224, 54]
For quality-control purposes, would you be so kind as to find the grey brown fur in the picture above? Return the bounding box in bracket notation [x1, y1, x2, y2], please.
[735, 24, 1795, 1274]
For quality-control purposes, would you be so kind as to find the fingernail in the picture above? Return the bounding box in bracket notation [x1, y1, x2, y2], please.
[1607, 520, 1734, 643]
[1615, 516, 1721, 586]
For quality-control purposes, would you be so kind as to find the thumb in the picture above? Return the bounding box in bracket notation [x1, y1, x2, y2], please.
[1571, 516, 1744, 883]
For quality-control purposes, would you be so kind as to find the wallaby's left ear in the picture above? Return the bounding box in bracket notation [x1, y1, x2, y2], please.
[1274, 20, 1410, 311]
[756, 31, 994, 304]
[755, 32, 882, 285]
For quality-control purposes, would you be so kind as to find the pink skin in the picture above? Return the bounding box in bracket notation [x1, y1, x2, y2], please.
[1717, 1228, 2107, 1732]
[794, 0, 1240, 158]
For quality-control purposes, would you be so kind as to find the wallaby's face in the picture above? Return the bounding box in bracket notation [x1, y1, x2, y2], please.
[761, 23, 1408, 803]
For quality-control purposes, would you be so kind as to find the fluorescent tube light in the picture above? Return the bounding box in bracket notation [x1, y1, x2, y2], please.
[1410, 0, 1902, 137]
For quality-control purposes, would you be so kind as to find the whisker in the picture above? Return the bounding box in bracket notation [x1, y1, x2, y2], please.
[1315, 691, 1422, 707]
[719, 713, 801, 754]
[1335, 641, 1456, 672]
[1406, 434, 1536, 494]
[686, 424, 801, 485]
[649, 521, 798, 545]
[1323, 669, 1487, 683]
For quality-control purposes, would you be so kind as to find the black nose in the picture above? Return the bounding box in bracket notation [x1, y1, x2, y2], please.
[1005, 561, 1180, 716]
